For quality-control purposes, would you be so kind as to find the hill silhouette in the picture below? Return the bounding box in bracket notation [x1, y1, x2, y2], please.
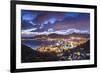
[21, 44, 60, 63]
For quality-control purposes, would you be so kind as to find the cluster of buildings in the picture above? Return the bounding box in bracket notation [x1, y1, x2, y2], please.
[36, 36, 88, 54]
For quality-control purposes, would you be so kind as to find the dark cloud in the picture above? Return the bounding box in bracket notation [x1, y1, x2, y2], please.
[21, 10, 90, 32]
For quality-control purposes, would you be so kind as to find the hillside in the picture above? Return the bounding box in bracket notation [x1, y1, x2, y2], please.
[33, 33, 89, 39]
[21, 44, 60, 63]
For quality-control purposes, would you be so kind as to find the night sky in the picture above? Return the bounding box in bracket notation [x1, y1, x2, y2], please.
[21, 10, 90, 34]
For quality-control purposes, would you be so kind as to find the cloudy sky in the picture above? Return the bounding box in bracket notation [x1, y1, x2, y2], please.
[21, 10, 90, 34]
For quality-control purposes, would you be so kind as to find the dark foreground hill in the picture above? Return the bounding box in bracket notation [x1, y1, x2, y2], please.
[21, 44, 60, 63]
[69, 40, 90, 60]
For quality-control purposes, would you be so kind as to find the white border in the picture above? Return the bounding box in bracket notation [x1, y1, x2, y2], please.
[16, 4, 94, 69]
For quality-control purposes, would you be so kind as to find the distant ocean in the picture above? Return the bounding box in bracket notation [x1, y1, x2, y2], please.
[22, 39, 56, 50]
